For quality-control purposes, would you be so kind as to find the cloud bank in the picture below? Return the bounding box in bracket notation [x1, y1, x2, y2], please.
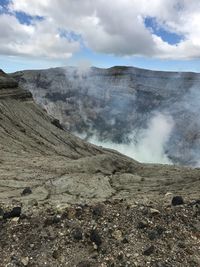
[1, 0, 200, 60]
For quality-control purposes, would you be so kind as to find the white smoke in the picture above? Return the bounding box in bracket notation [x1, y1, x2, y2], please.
[77, 59, 92, 74]
[87, 112, 174, 164]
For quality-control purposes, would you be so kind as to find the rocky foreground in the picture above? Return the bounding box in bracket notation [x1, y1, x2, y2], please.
[0, 198, 200, 267]
[0, 70, 199, 266]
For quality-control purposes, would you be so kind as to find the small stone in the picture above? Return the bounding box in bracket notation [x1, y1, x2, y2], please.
[90, 251, 98, 259]
[0, 207, 4, 216]
[122, 236, 129, 243]
[28, 199, 38, 206]
[67, 208, 76, 219]
[52, 250, 60, 259]
[192, 202, 200, 214]
[171, 196, 184, 206]
[90, 229, 102, 247]
[143, 245, 155, 256]
[72, 227, 83, 241]
[117, 252, 124, 261]
[155, 226, 165, 235]
[75, 207, 83, 219]
[165, 192, 173, 197]
[149, 208, 160, 215]
[52, 215, 61, 224]
[21, 257, 29, 266]
[56, 204, 69, 213]
[178, 241, 186, 249]
[3, 206, 21, 219]
[148, 230, 159, 240]
[11, 217, 19, 223]
[112, 230, 123, 241]
[137, 220, 148, 229]
[93, 243, 98, 250]
[92, 204, 104, 218]
[147, 226, 165, 240]
[11, 206, 22, 217]
[51, 118, 64, 130]
[44, 215, 61, 226]
[21, 187, 32, 196]
[0, 207, 4, 219]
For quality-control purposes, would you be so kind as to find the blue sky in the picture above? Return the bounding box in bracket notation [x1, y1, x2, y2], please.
[1, 0, 200, 73]
[144, 17, 183, 45]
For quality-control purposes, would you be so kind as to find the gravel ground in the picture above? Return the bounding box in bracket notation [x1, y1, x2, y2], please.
[0, 198, 199, 267]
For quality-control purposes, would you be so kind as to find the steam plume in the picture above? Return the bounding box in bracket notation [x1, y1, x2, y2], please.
[88, 113, 174, 164]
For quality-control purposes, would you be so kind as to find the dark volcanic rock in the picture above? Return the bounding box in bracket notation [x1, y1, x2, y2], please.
[21, 187, 32, 196]
[72, 228, 83, 241]
[92, 204, 104, 218]
[3, 207, 21, 219]
[51, 118, 64, 130]
[143, 245, 155, 256]
[172, 196, 184, 206]
[90, 229, 102, 247]
[137, 220, 148, 229]
[147, 226, 165, 240]
[0, 207, 4, 217]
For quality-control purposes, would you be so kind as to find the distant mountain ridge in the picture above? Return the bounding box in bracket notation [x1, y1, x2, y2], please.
[12, 66, 200, 166]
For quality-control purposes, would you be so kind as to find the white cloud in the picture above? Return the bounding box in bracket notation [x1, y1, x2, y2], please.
[0, 13, 79, 59]
[1, 0, 200, 59]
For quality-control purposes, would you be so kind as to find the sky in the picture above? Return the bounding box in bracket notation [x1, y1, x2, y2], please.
[1, 0, 200, 73]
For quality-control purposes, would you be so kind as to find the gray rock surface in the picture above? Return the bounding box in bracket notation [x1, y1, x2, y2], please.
[0, 69, 200, 206]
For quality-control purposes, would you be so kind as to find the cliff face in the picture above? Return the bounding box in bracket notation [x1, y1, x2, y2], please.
[1, 69, 200, 206]
[12, 66, 200, 166]
[0, 69, 31, 100]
